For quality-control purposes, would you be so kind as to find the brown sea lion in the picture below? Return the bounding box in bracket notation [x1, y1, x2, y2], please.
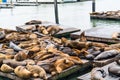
[0, 53, 14, 59]
[3, 59, 26, 68]
[0, 64, 14, 73]
[14, 66, 31, 78]
[26, 64, 47, 79]
[79, 31, 87, 42]
[54, 58, 74, 73]
[47, 25, 63, 35]
[112, 32, 119, 40]
[14, 50, 28, 61]
[36, 25, 48, 35]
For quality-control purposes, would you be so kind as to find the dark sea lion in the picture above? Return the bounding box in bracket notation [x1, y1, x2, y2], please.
[108, 64, 120, 77]
[25, 20, 42, 25]
[60, 47, 77, 56]
[0, 31, 5, 40]
[116, 59, 120, 65]
[85, 54, 95, 60]
[92, 50, 102, 57]
[94, 50, 119, 60]
[91, 67, 107, 80]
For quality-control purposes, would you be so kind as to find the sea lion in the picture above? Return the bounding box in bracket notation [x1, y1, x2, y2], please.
[108, 64, 120, 77]
[85, 54, 95, 60]
[91, 42, 108, 48]
[24, 59, 35, 65]
[3, 59, 26, 68]
[29, 33, 37, 39]
[26, 64, 47, 79]
[0, 48, 15, 55]
[112, 32, 119, 40]
[0, 31, 5, 40]
[91, 67, 107, 80]
[79, 31, 87, 42]
[14, 66, 32, 78]
[54, 58, 74, 73]
[14, 50, 28, 61]
[46, 25, 63, 35]
[60, 47, 77, 56]
[36, 25, 48, 35]
[0, 53, 14, 59]
[94, 50, 119, 60]
[25, 20, 42, 25]
[0, 64, 14, 73]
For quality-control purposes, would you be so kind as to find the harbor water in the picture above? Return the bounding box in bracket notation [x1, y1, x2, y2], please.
[0, 0, 120, 30]
[0, 0, 120, 80]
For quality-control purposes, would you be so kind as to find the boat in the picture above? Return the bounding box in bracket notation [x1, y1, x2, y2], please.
[0, 3, 14, 8]
[0, 0, 14, 9]
[16, 0, 77, 4]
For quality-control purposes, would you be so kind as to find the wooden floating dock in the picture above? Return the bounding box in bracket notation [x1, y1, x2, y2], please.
[0, 60, 91, 80]
[90, 15, 120, 20]
[90, 10, 120, 20]
[77, 62, 119, 80]
[70, 27, 120, 43]
[93, 57, 116, 67]
[16, 21, 80, 38]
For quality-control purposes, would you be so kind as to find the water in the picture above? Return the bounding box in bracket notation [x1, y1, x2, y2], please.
[0, 0, 120, 30]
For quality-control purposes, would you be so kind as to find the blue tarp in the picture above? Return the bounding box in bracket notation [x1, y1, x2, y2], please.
[2, 0, 7, 3]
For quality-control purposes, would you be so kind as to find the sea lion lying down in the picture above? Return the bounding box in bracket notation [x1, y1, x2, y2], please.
[108, 64, 120, 77]
[26, 64, 47, 79]
[25, 20, 42, 25]
[91, 67, 107, 80]
[0, 64, 14, 73]
[112, 32, 120, 40]
[94, 50, 120, 60]
[14, 66, 32, 78]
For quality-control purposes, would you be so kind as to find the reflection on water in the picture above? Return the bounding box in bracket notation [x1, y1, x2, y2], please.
[91, 19, 120, 28]
[0, 0, 120, 30]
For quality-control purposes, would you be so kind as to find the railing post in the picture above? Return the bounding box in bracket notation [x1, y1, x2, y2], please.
[54, 0, 59, 24]
[92, 0, 96, 12]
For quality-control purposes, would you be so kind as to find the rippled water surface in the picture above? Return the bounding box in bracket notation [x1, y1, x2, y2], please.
[0, 0, 120, 30]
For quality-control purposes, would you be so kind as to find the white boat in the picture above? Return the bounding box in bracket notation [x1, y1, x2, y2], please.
[16, 0, 77, 3]
[14, 2, 39, 6]
[0, 3, 14, 8]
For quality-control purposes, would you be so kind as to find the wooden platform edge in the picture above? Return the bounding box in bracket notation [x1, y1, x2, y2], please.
[70, 32, 120, 43]
[48, 61, 92, 80]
